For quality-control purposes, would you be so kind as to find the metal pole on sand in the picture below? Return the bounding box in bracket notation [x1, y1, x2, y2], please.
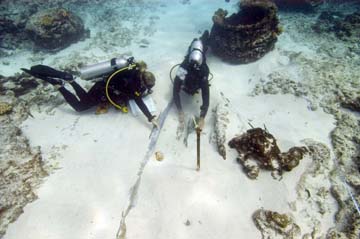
[193, 117, 201, 171]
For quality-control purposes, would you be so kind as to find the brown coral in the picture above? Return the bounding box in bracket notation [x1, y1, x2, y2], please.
[280, 146, 308, 171]
[253, 209, 301, 239]
[228, 127, 308, 179]
[0, 102, 12, 115]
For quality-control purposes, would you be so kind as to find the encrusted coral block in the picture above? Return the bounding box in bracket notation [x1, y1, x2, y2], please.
[209, 0, 281, 64]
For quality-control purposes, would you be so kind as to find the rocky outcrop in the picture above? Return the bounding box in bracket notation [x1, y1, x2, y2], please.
[253, 209, 301, 239]
[25, 8, 89, 50]
[313, 11, 360, 43]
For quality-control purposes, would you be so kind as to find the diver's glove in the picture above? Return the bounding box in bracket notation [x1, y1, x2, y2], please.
[197, 116, 205, 132]
[150, 116, 159, 129]
[21, 65, 73, 81]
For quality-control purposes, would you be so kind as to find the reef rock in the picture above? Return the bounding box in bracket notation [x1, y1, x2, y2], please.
[341, 96, 360, 112]
[25, 8, 88, 50]
[0, 102, 12, 115]
[0, 74, 40, 97]
[228, 127, 308, 179]
[313, 11, 360, 43]
[0, 17, 18, 34]
[253, 209, 301, 239]
[209, 0, 281, 64]
[328, 185, 360, 239]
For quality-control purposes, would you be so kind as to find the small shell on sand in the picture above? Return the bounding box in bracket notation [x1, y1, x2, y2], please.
[155, 151, 164, 161]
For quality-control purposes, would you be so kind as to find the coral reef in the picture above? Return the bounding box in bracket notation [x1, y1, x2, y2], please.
[270, 0, 324, 8]
[328, 184, 360, 239]
[228, 127, 308, 179]
[0, 0, 161, 60]
[25, 8, 89, 50]
[0, 102, 12, 115]
[0, 73, 39, 97]
[0, 14, 29, 53]
[0, 72, 65, 237]
[293, 140, 337, 237]
[209, 0, 281, 64]
[0, 17, 18, 35]
[340, 96, 360, 112]
[214, 103, 229, 160]
[313, 11, 360, 43]
[253, 209, 301, 239]
[251, 10, 360, 237]
[0, 151, 49, 237]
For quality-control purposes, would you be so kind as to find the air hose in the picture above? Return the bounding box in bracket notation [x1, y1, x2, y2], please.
[105, 64, 137, 112]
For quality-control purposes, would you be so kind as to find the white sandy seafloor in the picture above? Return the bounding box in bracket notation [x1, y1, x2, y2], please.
[1, 0, 360, 239]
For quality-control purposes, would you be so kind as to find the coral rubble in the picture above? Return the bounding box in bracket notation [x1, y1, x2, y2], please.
[0, 102, 12, 115]
[209, 0, 281, 64]
[251, 9, 360, 237]
[253, 209, 301, 239]
[228, 127, 307, 179]
[0, 73, 63, 237]
[313, 11, 360, 43]
[271, 0, 324, 8]
[0, 151, 49, 237]
[0, 73, 39, 97]
[340, 96, 360, 112]
[25, 8, 89, 50]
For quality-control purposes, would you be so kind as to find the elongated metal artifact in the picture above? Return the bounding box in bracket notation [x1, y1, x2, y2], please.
[196, 127, 201, 171]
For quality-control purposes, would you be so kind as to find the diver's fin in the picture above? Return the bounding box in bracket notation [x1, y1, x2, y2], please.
[21, 68, 39, 78]
[21, 67, 63, 85]
[28, 65, 73, 81]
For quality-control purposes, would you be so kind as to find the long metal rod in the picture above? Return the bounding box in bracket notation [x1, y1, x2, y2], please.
[196, 127, 201, 171]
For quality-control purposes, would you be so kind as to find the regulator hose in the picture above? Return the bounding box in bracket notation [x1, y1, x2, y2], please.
[105, 64, 137, 112]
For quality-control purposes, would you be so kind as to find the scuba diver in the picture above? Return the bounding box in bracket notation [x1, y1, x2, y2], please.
[173, 31, 210, 132]
[21, 56, 158, 128]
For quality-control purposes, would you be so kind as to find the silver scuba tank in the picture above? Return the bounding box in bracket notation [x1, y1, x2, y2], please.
[80, 56, 134, 80]
[188, 39, 204, 66]
[190, 39, 203, 53]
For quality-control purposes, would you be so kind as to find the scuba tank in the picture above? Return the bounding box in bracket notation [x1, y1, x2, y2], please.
[188, 39, 204, 67]
[189, 39, 203, 53]
[80, 56, 134, 80]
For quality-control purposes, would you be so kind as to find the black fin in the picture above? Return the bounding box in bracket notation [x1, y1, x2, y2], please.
[30, 65, 73, 81]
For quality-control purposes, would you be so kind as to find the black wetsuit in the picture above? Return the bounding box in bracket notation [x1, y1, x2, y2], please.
[173, 59, 210, 118]
[59, 68, 154, 121]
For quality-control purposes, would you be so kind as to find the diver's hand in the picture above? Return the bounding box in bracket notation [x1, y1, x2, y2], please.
[151, 118, 159, 129]
[197, 117, 205, 132]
